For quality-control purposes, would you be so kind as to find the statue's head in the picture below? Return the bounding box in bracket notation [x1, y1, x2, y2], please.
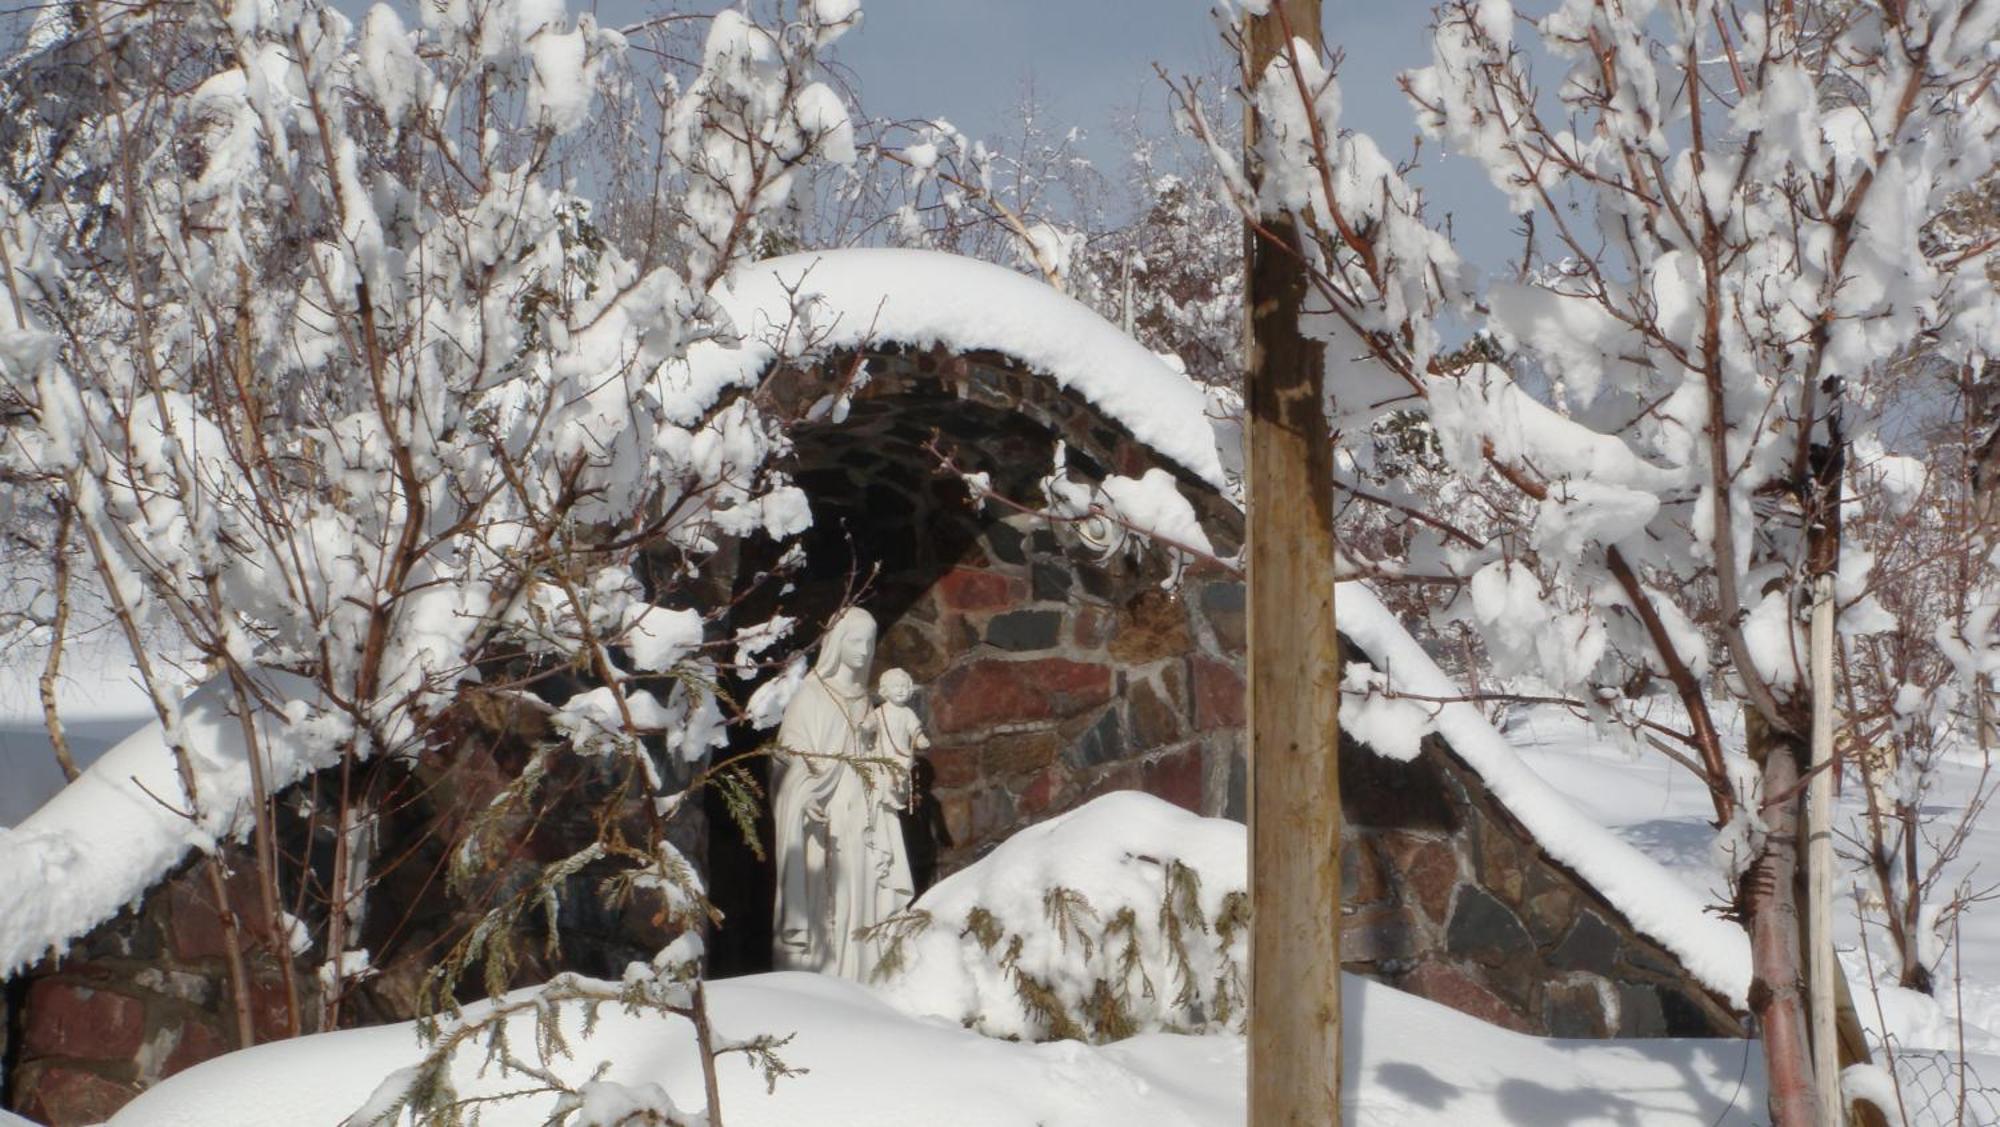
[814, 606, 877, 681]
[877, 667, 914, 704]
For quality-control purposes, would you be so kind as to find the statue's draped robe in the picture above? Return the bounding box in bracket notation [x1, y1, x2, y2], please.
[771, 675, 913, 980]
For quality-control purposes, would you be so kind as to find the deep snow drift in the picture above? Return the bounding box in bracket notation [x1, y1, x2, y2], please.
[114, 970, 1769, 1126]
[117, 793, 1770, 1127]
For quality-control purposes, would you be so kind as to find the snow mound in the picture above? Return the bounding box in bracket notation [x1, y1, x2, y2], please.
[663, 248, 1227, 489]
[111, 968, 1769, 1126]
[105, 792, 1770, 1126]
[0, 670, 325, 978]
[1339, 582, 1754, 1007]
[871, 790, 1247, 1040]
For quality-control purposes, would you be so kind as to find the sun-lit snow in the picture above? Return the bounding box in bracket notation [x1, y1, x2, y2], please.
[875, 791, 1247, 1039]
[114, 941, 1770, 1127]
[1506, 701, 2000, 1080]
[0, 669, 325, 978]
[661, 247, 1228, 490]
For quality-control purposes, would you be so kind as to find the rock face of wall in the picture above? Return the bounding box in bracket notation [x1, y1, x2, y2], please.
[4, 852, 316, 1125]
[887, 537, 1244, 864]
[1336, 730, 1741, 1038]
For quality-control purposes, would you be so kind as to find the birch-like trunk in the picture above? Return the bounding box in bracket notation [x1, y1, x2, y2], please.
[1747, 719, 1817, 1127]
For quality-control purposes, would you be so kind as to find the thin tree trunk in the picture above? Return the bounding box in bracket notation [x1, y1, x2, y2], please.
[1748, 720, 1818, 1127]
[1244, 3, 1342, 1124]
[1808, 568, 1839, 1125]
[39, 500, 80, 783]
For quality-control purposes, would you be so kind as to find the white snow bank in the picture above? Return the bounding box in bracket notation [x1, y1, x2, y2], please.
[664, 248, 1227, 489]
[0, 669, 326, 978]
[113, 969, 1767, 1126]
[874, 791, 1246, 1039]
[1338, 582, 1754, 1006]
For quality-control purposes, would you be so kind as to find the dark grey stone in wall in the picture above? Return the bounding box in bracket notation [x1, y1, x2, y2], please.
[1549, 911, 1620, 977]
[1616, 981, 1667, 1036]
[1031, 561, 1072, 600]
[986, 521, 1027, 565]
[985, 610, 1062, 652]
[1068, 709, 1124, 769]
[1446, 886, 1535, 968]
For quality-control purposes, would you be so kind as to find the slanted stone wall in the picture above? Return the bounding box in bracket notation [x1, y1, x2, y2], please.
[1336, 728, 1741, 1037]
[4, 850, 315, 1125]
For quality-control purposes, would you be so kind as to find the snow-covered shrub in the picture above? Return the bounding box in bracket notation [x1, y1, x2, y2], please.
[867, 791, 1248, 1042]
[0, 0, 862, 1119]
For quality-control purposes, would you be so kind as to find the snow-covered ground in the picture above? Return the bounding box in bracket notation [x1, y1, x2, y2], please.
[1507, 701, 2000, 1120]
[115, 968, 1768, 1127]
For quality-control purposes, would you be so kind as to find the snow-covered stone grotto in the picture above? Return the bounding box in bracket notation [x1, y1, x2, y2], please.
[0, 250, 1755, 1125]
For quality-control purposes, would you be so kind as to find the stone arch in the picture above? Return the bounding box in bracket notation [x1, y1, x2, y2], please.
[696, 339, 1743, 1041]
[700, 343, 1249, 977]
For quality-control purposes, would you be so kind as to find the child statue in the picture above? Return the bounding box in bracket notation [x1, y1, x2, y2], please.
[868, 667, 930, 810]
[866, 667, 952, 895]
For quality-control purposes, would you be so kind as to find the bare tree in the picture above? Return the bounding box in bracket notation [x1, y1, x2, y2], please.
[1177, 1, 1997, 1121]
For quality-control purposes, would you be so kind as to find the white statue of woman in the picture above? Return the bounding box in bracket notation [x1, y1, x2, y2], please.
[770, 607, 914, 979]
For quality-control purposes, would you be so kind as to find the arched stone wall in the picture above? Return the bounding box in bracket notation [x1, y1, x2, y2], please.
[706, 344, 1743, 1040]
[701, 346, 1247, 976]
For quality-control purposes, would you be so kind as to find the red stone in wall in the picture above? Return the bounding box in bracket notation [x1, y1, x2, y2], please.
[248, 968, 302, 1043]
[935, 567, 1020, 611]
[161, 1018, 229, 1079]
[925, 743, 982, 788]
[1390, 834, 1462, 926]
[1140, 746, 1205, 813]
[1018, 767, 1060, 816]
[931, 658, 1112, 733]
[23, 981, 147, 1059]
[1188, 656, 1245, 731]
[16, 1065, 142, 1126]
[164, 867, 263, 963]
[1400, 960, 1531, 1032]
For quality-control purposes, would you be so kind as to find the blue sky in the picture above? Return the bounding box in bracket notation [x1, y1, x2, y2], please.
[823, 0, 1523, 271]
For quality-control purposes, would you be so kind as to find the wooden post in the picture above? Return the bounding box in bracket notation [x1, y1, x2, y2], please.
[1244, 3, 1342, 1124]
